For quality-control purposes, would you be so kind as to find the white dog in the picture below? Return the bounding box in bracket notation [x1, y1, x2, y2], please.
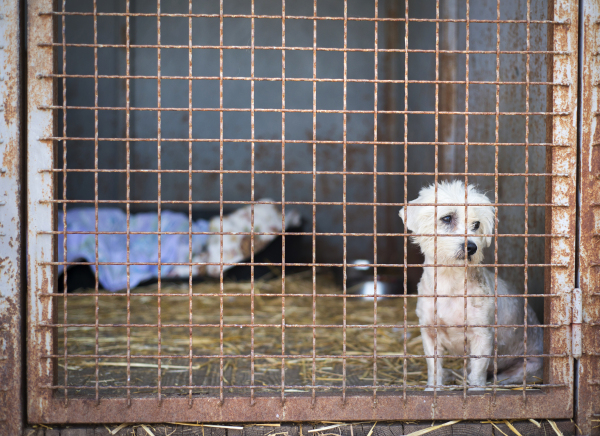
[400, 180, 543, 390]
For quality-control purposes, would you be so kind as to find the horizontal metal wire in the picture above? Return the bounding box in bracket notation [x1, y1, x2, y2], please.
[38, 73, 570, 87]
[40, 323, 564, 329]
[37, 42, 571, 56]
[40, 261, 566, 268]
[37, 11, 570, 25]
[39, 137, 570, 147]
[39, 199, 568, 207]
[40, 169, 567, 178]
[39, 230, 570, 238]
[43, 352, 565, 359]
[40, 292, 560, 298]
[39, 383, 567, 391]
[39, 104, 570, 116]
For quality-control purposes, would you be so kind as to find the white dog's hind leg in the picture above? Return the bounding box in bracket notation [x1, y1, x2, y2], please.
[467, 327, 492, 390]
[496, 356, 543, 385]
[421, 328, 444, 391]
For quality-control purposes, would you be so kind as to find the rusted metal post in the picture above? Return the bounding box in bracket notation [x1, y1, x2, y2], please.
[576, 0, 600, 433]
[0, 0, 23, 434]
[26, 0, 55, 424]
[542, 0, 579, 416]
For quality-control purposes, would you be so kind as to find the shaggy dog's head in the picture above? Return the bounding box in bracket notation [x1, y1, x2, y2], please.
[399, 181, 495, 265]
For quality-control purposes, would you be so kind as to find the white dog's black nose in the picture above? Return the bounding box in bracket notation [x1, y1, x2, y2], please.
[467, 241, 477, 256]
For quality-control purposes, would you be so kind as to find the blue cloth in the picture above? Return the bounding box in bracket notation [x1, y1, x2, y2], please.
[58, 208, 209, 291]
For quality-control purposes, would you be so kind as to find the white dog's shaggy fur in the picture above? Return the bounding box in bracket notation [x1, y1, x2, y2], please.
[400, 180, 543, 390]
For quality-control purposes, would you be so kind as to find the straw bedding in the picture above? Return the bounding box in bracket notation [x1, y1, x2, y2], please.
[56, 269, 471, 398]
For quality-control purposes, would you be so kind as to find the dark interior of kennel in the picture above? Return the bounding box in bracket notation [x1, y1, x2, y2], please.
[53, 0, 550, 398]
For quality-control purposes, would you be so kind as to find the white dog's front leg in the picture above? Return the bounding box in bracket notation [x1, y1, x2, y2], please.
[467, 327, 492, 390]
[421, 328, 444, 391]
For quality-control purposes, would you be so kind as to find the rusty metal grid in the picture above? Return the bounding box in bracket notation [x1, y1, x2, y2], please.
[0, 0, 23, 434]
[576, 0, 600, 434]
[27, 0, 579, 423]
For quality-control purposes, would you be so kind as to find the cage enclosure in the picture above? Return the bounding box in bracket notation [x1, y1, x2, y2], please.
[26, 0, 578, 423]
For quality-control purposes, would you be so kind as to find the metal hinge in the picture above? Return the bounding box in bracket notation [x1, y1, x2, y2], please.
[572, 287, 582, 359]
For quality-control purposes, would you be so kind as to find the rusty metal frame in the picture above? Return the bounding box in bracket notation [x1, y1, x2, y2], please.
[576, 0, 600, 434]
[26, 0, 580, 424]
[0, 0, 23, 434]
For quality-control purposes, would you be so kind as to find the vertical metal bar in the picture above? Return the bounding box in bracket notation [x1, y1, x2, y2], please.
[93, 0, 100, 405]
[463, 0, 470, 396]
[0, 0, 23, 433]
[523, 0, 531, 402]
[125, 0, 132, 408]
[372, 0, 379, 406]
[249, 0, 258, 405]
[27, 0, 55, 423]
[279, 0, 286, 409]
[60, 0, 68, 407]
[156, 0, 163, 404]
[439, 0, 459, 175]
[219, 0, 225, 406]
[434, 0, 440, 400]
[576, 0, 600, 433]
[402, 0, 409, 404]
[493, 0, 501, 401]
[431, 0, 439, 402]
[311, 0, 317, 407]
[342, 0, 348, 406]
[187, 0, 194, 408]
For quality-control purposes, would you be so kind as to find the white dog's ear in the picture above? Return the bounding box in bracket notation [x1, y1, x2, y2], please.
[480, 205, 496, 248]
[399, 205, 420, 232]
[399, 207, 408, 229]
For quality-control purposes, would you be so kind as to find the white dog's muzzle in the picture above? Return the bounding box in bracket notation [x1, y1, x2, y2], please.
[456, 239, 478, 261]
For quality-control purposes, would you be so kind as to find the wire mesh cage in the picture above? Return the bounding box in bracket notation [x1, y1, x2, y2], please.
[26, 0, 578, 423]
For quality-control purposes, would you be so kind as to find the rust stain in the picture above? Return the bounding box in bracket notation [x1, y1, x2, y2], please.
[1, 137, 17, 177]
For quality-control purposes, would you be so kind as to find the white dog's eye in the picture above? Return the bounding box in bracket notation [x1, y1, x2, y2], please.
[472, 221, 480, 230]
[441, 215, 452, 224]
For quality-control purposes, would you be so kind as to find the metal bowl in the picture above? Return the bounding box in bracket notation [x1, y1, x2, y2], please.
[345, 260, 402, 299]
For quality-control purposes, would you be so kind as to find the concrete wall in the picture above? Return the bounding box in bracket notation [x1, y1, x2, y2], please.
[58, 0, 549, 300]
[438, 0, 548, 311]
